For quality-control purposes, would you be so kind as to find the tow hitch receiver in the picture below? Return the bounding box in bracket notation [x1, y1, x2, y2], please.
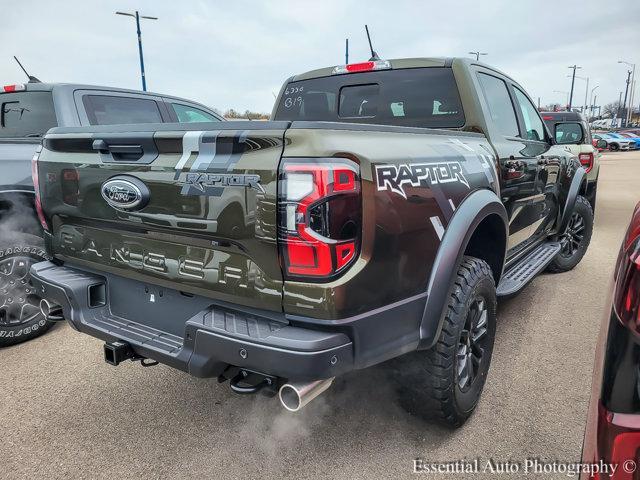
[218, 366, 279, 397]
[104, 341, 136, 366]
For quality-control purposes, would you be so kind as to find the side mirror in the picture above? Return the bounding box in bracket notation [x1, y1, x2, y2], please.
[596, 139, 607, 149]
[554, 122, 585, 145]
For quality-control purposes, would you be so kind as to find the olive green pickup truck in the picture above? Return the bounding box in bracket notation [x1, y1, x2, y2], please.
[30, 58, 593, 426]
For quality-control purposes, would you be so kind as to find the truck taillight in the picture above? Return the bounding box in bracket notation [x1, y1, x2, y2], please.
[592, 402, 640, 480]
[613, 205, 640, 336]
[579, 152, 594, 173]
[30, 145, 49, 232]
[278, 158, 361, 280]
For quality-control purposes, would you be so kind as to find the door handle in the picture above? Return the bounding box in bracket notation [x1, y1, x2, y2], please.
[92, 140, 143, 155]
[92, 139, 147, 162]
[107, 144, 143, 155]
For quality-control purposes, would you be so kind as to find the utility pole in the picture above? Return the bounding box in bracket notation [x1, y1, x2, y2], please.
[116, 11, 158, 91]
[468, 51, 487, 61]
[622, 70, 632, 128]
[567, 65, 582, 110]
[345, 39, 349, 64]
[619, 61, 636, 126]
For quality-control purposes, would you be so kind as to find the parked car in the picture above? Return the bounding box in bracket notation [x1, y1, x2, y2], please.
[0, 81, 223, 347]
[581, 202, 640, 478]
[614, 132, 640, 149]
[591, 119, 619, 130]
[593, 133, 634, 152]
[30, 57, 593, 427]
[542, 111, 605, 210]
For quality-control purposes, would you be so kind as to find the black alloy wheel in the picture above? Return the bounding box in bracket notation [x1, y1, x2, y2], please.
[456, 297, 489, 392]
[559, 212, 586, 259]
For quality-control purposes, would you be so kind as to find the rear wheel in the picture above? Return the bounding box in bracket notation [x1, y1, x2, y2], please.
[547, 195, 593, 273]
[391, 257, 497, 427]
[0, 234, 53, 347]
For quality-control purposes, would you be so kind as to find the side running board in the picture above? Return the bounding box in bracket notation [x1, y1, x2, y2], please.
[496, 242, 561, 297]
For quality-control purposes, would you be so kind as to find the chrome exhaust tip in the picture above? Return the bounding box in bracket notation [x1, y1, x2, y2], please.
[39, 298, 64, 321]
[278, 378, 334, 412]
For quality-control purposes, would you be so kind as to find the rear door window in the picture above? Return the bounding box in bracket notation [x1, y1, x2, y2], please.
[476, 73, 519, 138]
[171, 103, 220, 123]
[83, 95, 163, 125]
[0, 91, 57, 138]
[274, 68, 465, 129]
[512, 88, 546, 142]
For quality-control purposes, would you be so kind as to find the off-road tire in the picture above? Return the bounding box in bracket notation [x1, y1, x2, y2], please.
[547, 195, 593, 273]
[0, 233, 53, 347]
[391, 256, 497, 427]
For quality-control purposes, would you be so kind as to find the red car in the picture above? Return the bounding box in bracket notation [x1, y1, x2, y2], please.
[582, 203, 640, 479]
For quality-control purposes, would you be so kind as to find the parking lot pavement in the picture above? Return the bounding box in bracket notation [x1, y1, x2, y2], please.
[2, 151, 639, 480]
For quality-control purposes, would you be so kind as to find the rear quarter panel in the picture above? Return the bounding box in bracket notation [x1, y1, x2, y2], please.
[282, 124, 499, 318]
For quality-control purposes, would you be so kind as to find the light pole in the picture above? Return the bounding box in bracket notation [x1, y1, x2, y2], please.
[116, 11, 158, 91]
[616, 91, 623, 127]
[567, 65, 582, 110]
[589, 85, 599, 121]
[554, 90, 570, 109]
[469, 51, 487, 61]
[618, 61, 636, 127]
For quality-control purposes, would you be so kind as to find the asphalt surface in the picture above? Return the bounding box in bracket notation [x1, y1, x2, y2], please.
[3, 151, 639, 480]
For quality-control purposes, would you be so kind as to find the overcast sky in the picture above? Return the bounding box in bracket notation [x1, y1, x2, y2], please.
[2, 0, 638, 114]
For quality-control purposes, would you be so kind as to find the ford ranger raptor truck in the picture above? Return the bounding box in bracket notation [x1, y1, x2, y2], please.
[30, 58, 593, 426]
[0, 80, 223, 347]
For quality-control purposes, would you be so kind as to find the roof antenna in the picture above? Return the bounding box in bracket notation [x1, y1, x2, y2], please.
[13, 56, 41, 83]
[365, 25, 380, 61]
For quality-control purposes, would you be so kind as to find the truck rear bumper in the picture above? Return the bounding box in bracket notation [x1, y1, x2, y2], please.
[30, 261, 357, 381]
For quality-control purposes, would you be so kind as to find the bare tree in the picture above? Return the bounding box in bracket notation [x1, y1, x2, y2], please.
[223, 109, 269, 120]
[602, 101, 623, 118]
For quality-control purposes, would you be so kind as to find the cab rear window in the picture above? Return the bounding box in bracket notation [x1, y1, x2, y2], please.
[0, 91, 57, 138]
[274, 68, 465, 129]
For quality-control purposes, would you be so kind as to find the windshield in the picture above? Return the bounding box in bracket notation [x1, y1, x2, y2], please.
[274, 67, 465, 129]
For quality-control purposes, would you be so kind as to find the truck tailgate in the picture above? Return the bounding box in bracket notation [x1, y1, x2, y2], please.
[37, 122, 288, 312]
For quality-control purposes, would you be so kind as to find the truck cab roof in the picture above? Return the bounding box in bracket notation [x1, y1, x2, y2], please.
[290, 57, 511, 82]
[2, 82, 218, 113]
[540, 111, 587, 122]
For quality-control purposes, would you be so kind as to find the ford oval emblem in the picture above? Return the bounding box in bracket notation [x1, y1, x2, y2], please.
[101, 176, 150, 211]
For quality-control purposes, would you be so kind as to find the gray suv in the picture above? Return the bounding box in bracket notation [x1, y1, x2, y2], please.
[0, 81, 223, 346]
